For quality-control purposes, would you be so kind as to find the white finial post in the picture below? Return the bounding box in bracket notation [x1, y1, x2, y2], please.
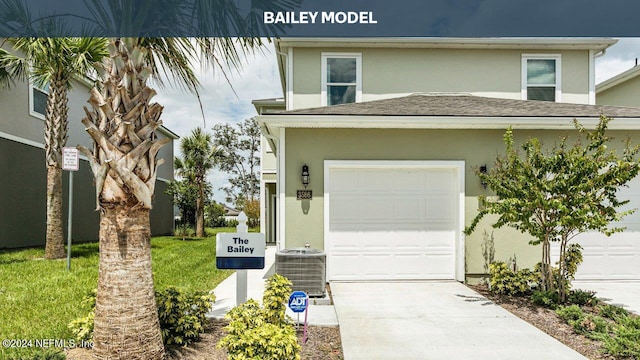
[237, 211, 248, 233]
[236, 211, 248, 305]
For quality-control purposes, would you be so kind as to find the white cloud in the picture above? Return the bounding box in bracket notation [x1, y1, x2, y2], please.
[153, 42, 281, 204]
[596, 38, 640, 83]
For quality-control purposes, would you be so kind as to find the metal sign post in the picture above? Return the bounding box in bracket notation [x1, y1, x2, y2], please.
[288, 291, 309, 343]
[62, 147, 79, 271]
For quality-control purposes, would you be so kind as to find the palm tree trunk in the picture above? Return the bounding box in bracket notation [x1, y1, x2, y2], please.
[93, 205, 164, 360]
[43, 77, 68, 260]
[44, 165, 65, 259]
[79, 38, 168, 359]
[196, 184, 205, 237]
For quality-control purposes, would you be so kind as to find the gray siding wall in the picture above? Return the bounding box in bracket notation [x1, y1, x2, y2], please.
[0, 137, 174, 249]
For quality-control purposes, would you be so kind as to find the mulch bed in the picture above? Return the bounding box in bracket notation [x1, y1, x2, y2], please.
[67, 319, 344, 360]
[468, 284, 617, 360]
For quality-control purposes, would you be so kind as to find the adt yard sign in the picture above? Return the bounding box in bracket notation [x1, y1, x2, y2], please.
[288, 291, 308, 313]
[216, 233, 265, 269]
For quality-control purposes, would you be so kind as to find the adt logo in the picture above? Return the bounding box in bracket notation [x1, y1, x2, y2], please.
[288, 291, 308, 313]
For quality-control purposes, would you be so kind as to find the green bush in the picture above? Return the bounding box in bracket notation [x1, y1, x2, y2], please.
[262, 274, 293, 326]
[573, 314, 609, 336]
[598, 303, 629, 320]
[556, 305, 585, 323]
[532, 290, 559, 309]
[156, 287, 216, 346]
[568, 289, 598, 306]
[68, 287, 215, 348]
[218, 274, 301, 360]
[68, 289, 96, 342]
[488, 261, 537, 296]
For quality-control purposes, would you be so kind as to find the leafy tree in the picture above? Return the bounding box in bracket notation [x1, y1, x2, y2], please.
[205, 201, 227, 227]
[212, 117, 261, 209]
[174, 127, 218, 237]
[166, 178, 211, 227]
[465, 116, 640, 301]
[0, 38, 107, 259]
[243, 198, 261, 228]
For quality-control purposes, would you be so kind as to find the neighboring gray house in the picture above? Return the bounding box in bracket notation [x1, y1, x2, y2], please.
[0, 45, 177, 249]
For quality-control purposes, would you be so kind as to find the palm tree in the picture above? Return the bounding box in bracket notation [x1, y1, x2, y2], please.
[175, 127, 219, 237]
[79, 37, 264, 360]
[0, 38, 108, 259]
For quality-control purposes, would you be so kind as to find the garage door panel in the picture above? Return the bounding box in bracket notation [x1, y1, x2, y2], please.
[359, 170, 394, 192]
[426, 170, 455, 193]
[425, 196, 455, 221]
[327, 165, 458, 281]
[392, 171, 427, 193]
[331, 198, 360, 222]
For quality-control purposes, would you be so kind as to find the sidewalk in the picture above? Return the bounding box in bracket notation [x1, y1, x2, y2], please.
[207, 245, 339, 326]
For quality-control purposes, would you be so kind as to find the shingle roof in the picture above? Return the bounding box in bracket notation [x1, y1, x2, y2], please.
[273, 94, 640, 118]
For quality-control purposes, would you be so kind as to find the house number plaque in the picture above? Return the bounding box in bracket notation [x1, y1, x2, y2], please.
[297, 190, 312, 200]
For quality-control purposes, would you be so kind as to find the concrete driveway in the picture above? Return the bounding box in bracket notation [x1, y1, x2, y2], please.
[331, 282, 586, 360]
[575, 281, 640, 315]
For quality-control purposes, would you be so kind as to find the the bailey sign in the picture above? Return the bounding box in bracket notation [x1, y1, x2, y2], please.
[216, 233, 265, 269]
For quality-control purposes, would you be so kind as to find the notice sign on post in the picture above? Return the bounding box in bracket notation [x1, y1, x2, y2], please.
[216, 233, 265, 269]
[62, 147, 79, 171]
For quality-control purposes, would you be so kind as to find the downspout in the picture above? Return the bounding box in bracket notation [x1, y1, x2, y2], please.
[589, 49, 607, 105]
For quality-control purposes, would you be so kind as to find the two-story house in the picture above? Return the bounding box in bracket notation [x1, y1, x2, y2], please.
[0, 43, 177, 249]
[255, 38, 640, 284]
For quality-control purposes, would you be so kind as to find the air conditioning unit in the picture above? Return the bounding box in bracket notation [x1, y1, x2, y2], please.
[275, 248, 326, 297]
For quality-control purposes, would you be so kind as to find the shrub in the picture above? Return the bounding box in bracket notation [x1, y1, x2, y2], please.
[600, 309, 640, 358]
[598, 303, 629, 320]
[532, 290, 559, 309]
[573, 314, 609, 336]
[174, 223, 196, 239]
[262, 274, 293, 326]
[488, 261, 537, 296]
[568, 289, 598, 306]
[156, 287, 216, 346]
[68, 287, 214, 348]
[68, 289, 96, 342]
[218, 274, 301, 360]
[556, 305, 585, 323]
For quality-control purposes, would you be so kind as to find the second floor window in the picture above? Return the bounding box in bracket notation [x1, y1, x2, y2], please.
[322, 53, 361, 106]
[522, 54, 561, 102]
[30, 81, 49, 119]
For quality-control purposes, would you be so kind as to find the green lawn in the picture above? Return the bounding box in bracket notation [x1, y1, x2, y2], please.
[0, 228, 235, 353]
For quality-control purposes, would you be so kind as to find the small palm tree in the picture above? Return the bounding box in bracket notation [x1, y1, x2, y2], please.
[0, 38, 107, 259]
[175, 127, 219, 237]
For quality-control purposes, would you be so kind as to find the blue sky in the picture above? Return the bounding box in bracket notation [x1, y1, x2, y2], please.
[154, 38, 640, 204]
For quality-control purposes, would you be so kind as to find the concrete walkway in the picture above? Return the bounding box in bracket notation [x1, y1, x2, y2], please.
[208, 246, 339, 326]
[575, 281, 640, 315]
[332, 282, 587, 360]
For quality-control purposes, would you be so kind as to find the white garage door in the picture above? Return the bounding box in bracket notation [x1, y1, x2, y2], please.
[572, 177, 640, 280]
[325, 162, 460, 281]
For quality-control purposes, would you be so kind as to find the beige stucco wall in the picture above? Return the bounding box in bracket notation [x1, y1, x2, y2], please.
[282, 127, 640, 277]
[597, 75, 640, 107]
[291, 47, 590, 109]
[261, 136, 277, 173]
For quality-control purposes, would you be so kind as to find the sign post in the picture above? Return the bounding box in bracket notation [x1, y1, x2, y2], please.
[288, 291, 309, 343]
[216, 212, 265, 305]
[62, 147, 79, 271]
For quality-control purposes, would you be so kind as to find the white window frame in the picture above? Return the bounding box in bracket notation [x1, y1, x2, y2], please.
[321, 52, 362, 106]
[521, 54, 561, 102]
[29, 81, 48, 120]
